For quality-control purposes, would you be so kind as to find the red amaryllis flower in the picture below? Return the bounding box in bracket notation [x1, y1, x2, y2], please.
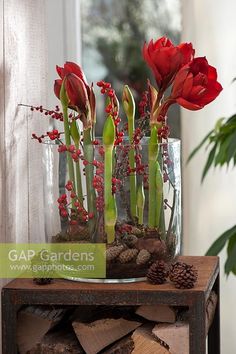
[171, 57, 223, 110]
[54, 61, 96, 126]
[54, 79, 62, 99]
[65, 73, 88, 113]
[143, 37, 194, 91]
[56, 61, 88, 87]
[54, 61, 89, 101]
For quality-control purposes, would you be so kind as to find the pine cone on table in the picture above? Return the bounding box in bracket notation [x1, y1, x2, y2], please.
[169, 261, 198, 289]
[33, 278, 52, 285]
[146, 260, 169, 285]
[118, 248, 139, 263]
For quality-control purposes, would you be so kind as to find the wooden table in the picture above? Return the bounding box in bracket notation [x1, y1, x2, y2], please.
[1, 256, 220, 354]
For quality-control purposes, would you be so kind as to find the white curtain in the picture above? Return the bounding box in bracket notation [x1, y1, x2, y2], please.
[181, 1, 236, 353]
[0, 1, 81, 352]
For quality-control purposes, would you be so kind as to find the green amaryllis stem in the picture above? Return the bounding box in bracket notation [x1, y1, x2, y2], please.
[60, 82, 76, 199]
[75, 153, 83, 205]
[104, 148, 117, 243]
[122, 85, 137, 218]
[155, 163, 163, 228]
[103, 115, 117, 243]
[137, 182, 145, 224]
[148, 125, 159, 228]
[70, 120, 83, 205]
[83, 127, 97, 232]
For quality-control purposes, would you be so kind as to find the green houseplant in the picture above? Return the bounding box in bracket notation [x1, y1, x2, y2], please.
[189, 110, 236, 276]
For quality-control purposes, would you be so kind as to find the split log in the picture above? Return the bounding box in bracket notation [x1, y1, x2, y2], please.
[152, 292, 218, 354]
[135, 305, 176, 323]
[72, 317, 142, 354]
[206, 291, 218, 333]
[152, 322, 189, 354]
[27, 326, 82, 354]
[101, 335, 134, 354]
[131, 324, 170, 354]
[17, 306, 67, 354]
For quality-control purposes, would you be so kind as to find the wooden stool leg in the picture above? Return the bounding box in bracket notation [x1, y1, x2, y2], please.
[1, 290, 18, 354]
[189, 294, 206, 354]
[208, 274, 220, 354]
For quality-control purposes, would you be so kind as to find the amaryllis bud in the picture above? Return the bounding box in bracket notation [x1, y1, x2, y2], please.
[148, 80, 159, 126]
[103, 115, 115, 145]
[122, 85, 135, 119]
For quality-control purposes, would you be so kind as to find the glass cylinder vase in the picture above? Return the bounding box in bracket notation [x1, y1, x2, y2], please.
[43, 138, 181, 282]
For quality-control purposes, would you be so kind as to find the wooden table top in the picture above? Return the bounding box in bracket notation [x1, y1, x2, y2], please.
[2, 256, 219, 306]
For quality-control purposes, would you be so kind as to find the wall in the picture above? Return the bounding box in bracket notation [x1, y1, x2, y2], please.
[181, 1, 236, 353]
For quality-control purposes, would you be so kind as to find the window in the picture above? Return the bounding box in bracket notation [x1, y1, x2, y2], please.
[81, 0, 181, 137]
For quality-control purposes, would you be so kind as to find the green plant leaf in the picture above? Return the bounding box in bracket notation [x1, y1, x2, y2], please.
[226, 131, 236, 162]
[214, 117, 225, 132]
[214, 137, 230, 166]
[225, 237, 236, 275]
[201, 143, 218, 182]
[187, 130, 213, 164]
[226, 114, 236, 124]
[234, 154, 236, 166]
[70, 120, 80, 146]
[206, 224, 236, 255]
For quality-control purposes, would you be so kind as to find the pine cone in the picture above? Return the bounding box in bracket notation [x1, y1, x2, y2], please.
[124, 234, 138, 247]
[146, 260, 169, 284]
[119, 249, 139, 263]
[169, 261, 198, 289]
[33, 278, 52, 285]
[106, 245, 124, 262]
[136, 249, 151, 265]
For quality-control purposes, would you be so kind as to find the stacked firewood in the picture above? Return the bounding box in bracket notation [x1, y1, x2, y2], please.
[17, 292, 217, 354]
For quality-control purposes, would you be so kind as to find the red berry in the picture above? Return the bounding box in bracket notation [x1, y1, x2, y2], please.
[68, 145, 76, 153]
[108, 90, 114, 97]
[61, 209, 68, 218]
[58, 145, 67, 153]
[72, 153, 78, 161]
[104, 82, 111, 88]
[97, 81, 104, 87]
[92, 160, 100, 167]
[70, 220, 78, 225]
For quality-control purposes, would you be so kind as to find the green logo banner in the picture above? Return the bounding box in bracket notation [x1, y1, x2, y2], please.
[0, 243, 106, 279]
